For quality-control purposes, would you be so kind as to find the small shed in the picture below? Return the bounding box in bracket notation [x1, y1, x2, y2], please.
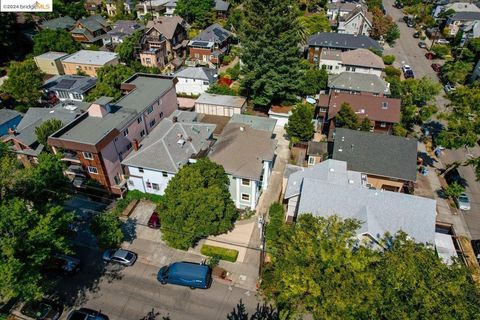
[194, 93, 246, 117]
[268, 105, 292, 127]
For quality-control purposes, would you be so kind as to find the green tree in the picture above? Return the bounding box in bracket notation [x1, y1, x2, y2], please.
[115, 31, 143, 64]
[285, 103, 315, 142]
[399, 77, 441, 107]
[226, 8, 245, 33]
[371, 8, 393, 40]
[443, 182, 465, 199]
[91, 211, 124, 248]
[207, 83, 238, 96]
[297, 12, 331, 36]
[385, 23, 401, 45]
[160, 159, 237, 250]
[175, 0, 215, 28]
[441, 60, 474, 85]
[335, 102, 359, 130]
[0, 198, 72, 302]
[1, 59, 44, 108]
[33, 29, 81, 55]
[431, 44, 451, 59]
[265, 203, 285, 255]
[86, 64, 135, 101]
[240, 0, 304, 108]
[299, 64, 328, 96]
[35, 119, 63, 151]
[359, 117, 372, 131]
[382, 55, 395, 65]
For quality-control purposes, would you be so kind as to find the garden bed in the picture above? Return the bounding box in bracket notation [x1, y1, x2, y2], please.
[201, 244, 238, 262]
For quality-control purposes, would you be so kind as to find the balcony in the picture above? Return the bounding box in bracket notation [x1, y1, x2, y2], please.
[65, 164, 86, 178]
[61, 151, 81, 164]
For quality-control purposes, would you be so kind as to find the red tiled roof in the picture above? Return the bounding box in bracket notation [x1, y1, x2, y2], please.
[327, 92, 401, 123]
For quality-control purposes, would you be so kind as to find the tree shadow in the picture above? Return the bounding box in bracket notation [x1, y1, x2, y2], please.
[51, 245, 124, 307]
[227, 299, 280, 320]
[417, 151, 437, 167]
[122, 217, 138, 243]
[138, 308, 171, 320]
[422, 120, 445, 142]
[445, 168, 469, 188]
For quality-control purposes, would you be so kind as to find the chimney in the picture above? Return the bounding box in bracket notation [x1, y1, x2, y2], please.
[133, 139, 139, 151]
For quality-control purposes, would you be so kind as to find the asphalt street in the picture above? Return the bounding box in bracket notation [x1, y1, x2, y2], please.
[54, 246, 263, 320]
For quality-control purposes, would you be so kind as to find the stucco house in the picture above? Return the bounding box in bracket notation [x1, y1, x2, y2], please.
[122, 111, 215, 195]
[195, 93, 247, 117]
[33, 52, 69, 75]
[48, 74, 178, 195]
[331, 128, 417, 192]
[283, 159, 436, 246]
[61, 50, 119, 77]
[209, 115, 277, 210]
[318, 48, 384, 76]
[174, 67, 217, 96]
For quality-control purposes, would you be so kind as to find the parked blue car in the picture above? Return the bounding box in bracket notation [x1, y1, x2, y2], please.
[157, 262, 212, 289]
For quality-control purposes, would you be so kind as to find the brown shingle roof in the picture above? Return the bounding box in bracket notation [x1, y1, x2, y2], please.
[146, 16, 187, 40]
[327, 92, 401, 123]
[341, 48, 384, 69]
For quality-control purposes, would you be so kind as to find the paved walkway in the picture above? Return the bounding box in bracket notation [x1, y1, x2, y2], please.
[417, 142, 471, 237]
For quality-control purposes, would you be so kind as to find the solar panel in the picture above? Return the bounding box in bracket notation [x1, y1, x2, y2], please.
[56, 79, 76, 89]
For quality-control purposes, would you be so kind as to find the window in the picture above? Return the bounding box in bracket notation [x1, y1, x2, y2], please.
[150, 119, 156, 127]
[128, 179, 134, 186]
[327, 65, 333, 70]
[162, 172, 168, 177]
[146, 182, 152, 188]
[203, 81, 209, 85]
[346, 66, 351, 71]
[140, 129, 145, 137]
[58, 91, 69, 99]
[126, 142, 132, 150]
[335, 65, 339, 70]
[241, 178, 250, 186]
[241, 194, 250, 201]
[308, 156, 315, 165]
[72, 93, 82, 100]
[138, 167, 144, 173]
[123, 129, 129, 136]
[137, 117, 143, 124]
[114, 174, 121, 185]
[147, 106, 153, 114]
[83, 152, 94, 160]
[380, 122, 387, 128]
[152, 183, 160, 190]
[145, 58, 151, 64]
[159, 112, 163, 118]
[351, 67, 356, 72]
[87, 166, 98, 174]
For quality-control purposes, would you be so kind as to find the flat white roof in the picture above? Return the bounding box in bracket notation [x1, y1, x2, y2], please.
[435, 232, 457, 265]
[35, 51, 69, 60]
[61, 50, 118, 65]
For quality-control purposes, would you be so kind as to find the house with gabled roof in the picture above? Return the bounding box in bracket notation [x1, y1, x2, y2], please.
[318, 92, 401, 136]
[328, 72, 391, 96]
[103, 20, 145, 46]
[337, 7, 373, 36]
[215, 0, 230, 18]
[307, 32, 381, 65]
[209, 115, 277, 209]
[122, 111, 216, 195]
[42, 75, 97, 104]
[70, 15, 111, 46]
[188, 23, 232, 66]
[174, 67, 217, 95]
[331, 128, 418, 192]
[144, 16, 189, 61]
[283, 159, 436, 246]
[38, 16, 76, 31]
[318, 48, 384, 76]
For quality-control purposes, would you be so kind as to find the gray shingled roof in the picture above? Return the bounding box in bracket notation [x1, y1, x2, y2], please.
[332, 128, 418, 181]
[195, 93, 246, 108]
[174, 67, 217, 83]
[77, 15, 108, 32]
[230, 114, 276, 133]
[107, 20, 144, 38]
[307, 32, 382, 51]
[209, 122, 276, 180]
[215, 0, 230, 11]
[451, 11, 480, 21]
[194, 23, 231, 44]
[42, 75, 97, 94]
[297, 176, 436, 244]
[284, 159, 436, 244]
[0, 109, 22, 125]
[328, 72, 390, 95]
[122, 112, 215, 173]
[39, 16, 75, 30]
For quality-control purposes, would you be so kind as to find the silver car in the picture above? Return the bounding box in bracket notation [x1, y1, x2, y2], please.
[102, 249, 137, 266]
[456, 193, 471, 211]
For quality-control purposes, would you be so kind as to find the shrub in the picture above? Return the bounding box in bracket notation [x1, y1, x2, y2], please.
[226, 63, 240, 80]
[90, 211, 123, 248]
[383, 55, 395, 65]
[443, 182, 465, 199]
[114, 190, 163, 214]
[265, 203, 285, 248]
[201, 244, 238, 262]
[384, 66, 401, 78]
[431, 44, 451, 59]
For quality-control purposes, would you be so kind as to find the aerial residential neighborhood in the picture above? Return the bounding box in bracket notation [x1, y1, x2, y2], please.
[1, 0, 480, 319]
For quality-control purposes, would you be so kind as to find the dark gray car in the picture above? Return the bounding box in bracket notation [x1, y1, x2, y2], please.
[102, 249, 137, 266]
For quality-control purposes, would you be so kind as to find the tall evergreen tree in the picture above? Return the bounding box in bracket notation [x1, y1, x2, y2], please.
[335, 103, 359, 130]
[285, 103, 315, 142]
[240, 0, 304, 109]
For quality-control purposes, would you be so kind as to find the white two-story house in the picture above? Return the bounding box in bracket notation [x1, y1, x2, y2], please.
[319, 48, 384, 76]
[174, 67, 217, 96]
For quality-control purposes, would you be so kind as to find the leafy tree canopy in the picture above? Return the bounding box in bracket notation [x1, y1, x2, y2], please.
[240, 0, 304, 108]
[441, 60, 474, 85]
[335, 102, 359, 130]
[297, 12, 331, 36]
[207, 83, 238, 96]
[33, 29, 81, 56]
[299, 61, 328, 96]
[91, 211, 124, 248]
[1, 59, 44, 108]
[160, 158, 237, 250]
[115, 31, 143, 64]
[35, 119, 63, 150]
[86, 64, 135, 102]
[175, 0, 215, 28]
[285, 103, 315, 142]
[262, 214, 480, 319]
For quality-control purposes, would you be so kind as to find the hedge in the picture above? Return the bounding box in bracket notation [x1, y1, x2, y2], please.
[201, 244, 238, 262]
[114, 190, 163, 214]
[265, 203, 285, 246]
